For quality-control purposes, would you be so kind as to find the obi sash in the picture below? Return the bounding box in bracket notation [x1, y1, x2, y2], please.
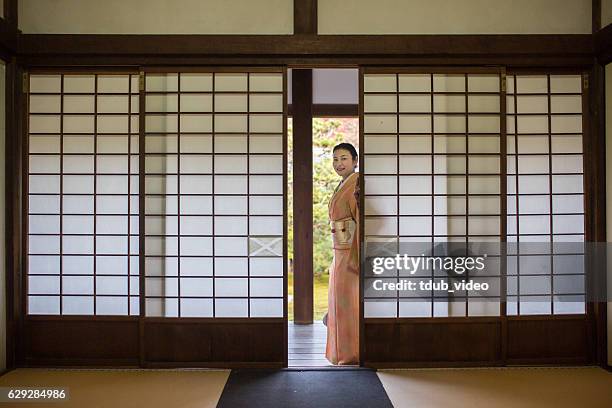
[330, 216, 356, 249]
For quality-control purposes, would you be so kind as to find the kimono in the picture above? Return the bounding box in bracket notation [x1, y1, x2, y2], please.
[325, 171, 360, 365]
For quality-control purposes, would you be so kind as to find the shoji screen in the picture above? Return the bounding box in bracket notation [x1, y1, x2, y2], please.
[27, 73, 140, 316]
[506, 74, 586, 316]
[362, 69, 503, 319]
[143, 69, 286, 319]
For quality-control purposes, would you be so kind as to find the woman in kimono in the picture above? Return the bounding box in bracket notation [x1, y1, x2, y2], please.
[325, 143, 360, 365]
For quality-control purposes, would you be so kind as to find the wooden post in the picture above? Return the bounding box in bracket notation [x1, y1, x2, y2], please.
[292, 69, 314, 324]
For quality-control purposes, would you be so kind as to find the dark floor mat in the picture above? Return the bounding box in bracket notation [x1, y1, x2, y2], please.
[217, 369, 393, 408]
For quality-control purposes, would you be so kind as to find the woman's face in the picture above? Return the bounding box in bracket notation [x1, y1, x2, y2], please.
[333, 148, 358, 179]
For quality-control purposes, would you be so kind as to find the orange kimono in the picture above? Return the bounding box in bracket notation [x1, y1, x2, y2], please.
[325, 171, 360, 365]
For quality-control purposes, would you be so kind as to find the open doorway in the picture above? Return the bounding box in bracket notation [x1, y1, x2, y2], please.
[288, 117, 359, 367]
[286, 68, 360, 367]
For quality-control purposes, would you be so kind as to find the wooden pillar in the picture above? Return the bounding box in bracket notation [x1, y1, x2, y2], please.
[5, 59, 24, 369]
[292, 69, 314, 324]
[587, 63, 608, 368]
[294, 0, 317, 35]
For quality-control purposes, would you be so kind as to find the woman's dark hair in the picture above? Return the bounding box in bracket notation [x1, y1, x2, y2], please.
[333, 143, 358, 160]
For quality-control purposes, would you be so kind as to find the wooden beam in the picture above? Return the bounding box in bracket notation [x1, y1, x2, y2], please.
[294, 0, 317, 35]
[292, 69, 314, 324]
[593, 0, 601, 33]
[288, 104, 358, 117]
[5, 59, 24, 369]
[0, 17, 18, 57]
[3, 0, 17, 29]
[18, 34, 593, 58]
[595, 23, 612, 64]
[586, 63, 608, 368]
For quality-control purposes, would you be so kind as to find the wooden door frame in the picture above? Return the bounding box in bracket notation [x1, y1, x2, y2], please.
[11, 66, 289, 369]
[357, 65, 606, 368]
[3, 27, 610, 370]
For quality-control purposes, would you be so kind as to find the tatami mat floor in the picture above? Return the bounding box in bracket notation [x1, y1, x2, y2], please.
[1, 366, 610, 407]
[0, 368, 229, 408]
[377, 366, 612, 408]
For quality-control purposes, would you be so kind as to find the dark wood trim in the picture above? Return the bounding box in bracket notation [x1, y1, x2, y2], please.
[358, 67, 365, 367]
[16, 67, 289, 369]
[506, 317, 591, 364]
[294, 0, 317, 35]
[19, 56, 597, 68]
[593, 0, 601, 33]
[142, 320, 284, 366]
[587, 63, 608, 368]
[142, 317, 284, 324]
[360, 66, 598, 368]
[366, 361, 504, 369]
[0, 0, 18, 58]
[17, 34, 593, 59]
[3, 0, 17, 30]
[138, 69, 146, 367]
[288, 104, 358, 117]
[363, 319, 503, 367]
[143, 362, 286, 369]
[595, 23, 612, 64]
[499, 67, 508, 365]
[283, 66, 289, 367]
[364, 316, 592, 368]
[5, 59, 23, 369]
[0, 17, 18, 58]
[292, 69, 314, 324]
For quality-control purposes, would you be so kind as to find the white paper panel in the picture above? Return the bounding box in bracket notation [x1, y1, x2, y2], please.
[364, 95, 397, 113]
[146, 74, 178, 92]
[215, 94, 247, 112]
[250, 73, 283, 92]
[214, 196, 247, 215]
[63, 296, 94, 315]
[181, 257, 213, 276]
[180, 74, 212, 92]
[214, 216, 247, 235]
[250, 135, 282, 153]
[215, 258, 248, 277]
[215, 299, 248, 317]
[214, 135, 247, 153]
[181, 94, 213, 113]
[366, 196, 398, 215]
[364, 115, 397, 133]
[180, 134, 212, 153]
[433, 75, 465, 92]
[365, 217, 397, 236]
[250, 299, 283, 317]
[250, 258, 283, 277]
[30, 95, 62, 113]
[364, 75, 396, 92]
[434, 94, 465, 112]
[30, 75, 61, 93]
[98, 75, 130, 93]
[400, 135, 431, 153]
[29, 135, 60, 153]
[215, 74, 248, 92]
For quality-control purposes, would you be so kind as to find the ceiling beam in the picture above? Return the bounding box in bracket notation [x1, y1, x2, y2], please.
[18, 34, 593, 58]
